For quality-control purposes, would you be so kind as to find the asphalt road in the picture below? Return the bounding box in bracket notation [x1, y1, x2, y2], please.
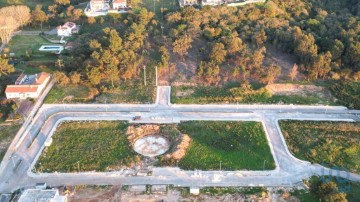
[0, 86, 359, 193]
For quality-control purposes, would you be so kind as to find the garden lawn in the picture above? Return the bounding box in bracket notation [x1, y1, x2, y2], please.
[0, 123, 21, 162]
[6, 35, 49, 57]
[171, 85, 334, 105]
[35, 121, 139, 172]
[173, 121, 275, 170]
[279, 120, 360, 174]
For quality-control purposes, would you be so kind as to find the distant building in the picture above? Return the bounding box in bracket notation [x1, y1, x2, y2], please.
[179, 0, 199, 7]
[89, 0, 108, 10]
[112, 0, 127, 9]
[201, 0, 224, 6]
[5, 72, 51, 99]
[57, 22, 80, 37]
[18, 189, 67, 202]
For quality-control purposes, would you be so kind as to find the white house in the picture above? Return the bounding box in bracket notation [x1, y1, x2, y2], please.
[57, 22, 79, 37]
[90, 0, 107, 10]
[112, 0, 127, 9]
[5, 72, 51, 99]
[18, 189, 67, 202]
[201, 0, 224, 6]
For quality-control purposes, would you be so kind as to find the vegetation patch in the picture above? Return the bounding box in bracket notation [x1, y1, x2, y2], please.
[160, 121, 275, 170]
[330, 82, 360, 109]
[171, 84, 333, 105]
[36, 121, 274, 172]
[279, 120, 360, 174]
[35, 121, 140, 173]
[291, 176, 360, 202]
[44, 84, 98, 104]
[0, 123, 21, 162]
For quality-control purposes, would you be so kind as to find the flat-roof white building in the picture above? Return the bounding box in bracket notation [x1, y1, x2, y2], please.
[18, 189, 67, 202]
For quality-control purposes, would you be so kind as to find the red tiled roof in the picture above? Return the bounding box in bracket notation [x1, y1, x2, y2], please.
[35, 72, 50, 85]
[5, 85, 38, 93]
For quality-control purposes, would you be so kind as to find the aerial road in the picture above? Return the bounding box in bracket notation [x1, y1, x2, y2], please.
[0, 86, 359, 193]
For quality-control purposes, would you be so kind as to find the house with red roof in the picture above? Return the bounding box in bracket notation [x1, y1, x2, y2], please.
[5, 72, 51, 99]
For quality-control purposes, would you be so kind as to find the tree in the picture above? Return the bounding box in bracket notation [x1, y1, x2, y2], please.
[159, 46, 170, 68]
[210, 42, 227, 64]
[172, 34, 193, 59]
[289, 63, 298, 81]
[0, 57, 15, 77]
[87, 17, 96, 24]
[31, 5, 48, 30]
[70, 72, 81, 84]
[253, 29, 267, 47]
[0, 17, 17, 43]
[55, 0, 70, 5]
[53, 71, 70, 86]
[104, 64, 120, 87]
[86, 66, 102, 86]
[109, 29, 122, 53]
[227, 36, 245, 55]
[309, 51, 332, 80]
[260, 64, 281, 84]
[13, 5, 31, 29]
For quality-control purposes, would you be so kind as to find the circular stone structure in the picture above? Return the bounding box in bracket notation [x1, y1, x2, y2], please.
[133, 135, 170, 157]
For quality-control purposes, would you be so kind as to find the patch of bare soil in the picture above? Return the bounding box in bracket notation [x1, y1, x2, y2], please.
[165, 134, 191, 160]
[175, 89, 194, 97]
[68, 186, 121, 202]
[126, 125, 161, 144]
[266, 84, 335, 101]
[69, 187, 304, 202]
[265, 46, 305, 81]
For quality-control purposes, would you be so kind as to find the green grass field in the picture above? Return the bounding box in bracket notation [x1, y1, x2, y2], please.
[44, 84, 96, 104]
[330, 82, 360, 109]
[171, 85, 334, 105]
[279, 120, 360, 174]
[6, 35, 50, 57]
[0, 0, 54, 8]
[35, 121, 139, 173]
[36, 121, 275, 172]
[0, 123, 21, 162]
[162, 121, 276, 170]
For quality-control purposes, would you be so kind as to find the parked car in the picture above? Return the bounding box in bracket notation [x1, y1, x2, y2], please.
[132, 116, 141, 121]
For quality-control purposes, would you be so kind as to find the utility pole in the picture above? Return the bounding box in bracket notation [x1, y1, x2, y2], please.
[143, 65, 147, 86]
[220, 160, 222, 171]
[155, 66, 158, 86]
[154, 0, 156, 14]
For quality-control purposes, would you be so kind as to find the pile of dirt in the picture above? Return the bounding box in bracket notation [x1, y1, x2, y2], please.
[266, 84, 335, 100]
[126, 125, 161, 144]
[165, 134, 191, 160]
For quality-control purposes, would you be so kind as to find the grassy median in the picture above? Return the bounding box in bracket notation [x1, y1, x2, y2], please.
[162, 121, 276, 170]
[279, 120, 360, 174]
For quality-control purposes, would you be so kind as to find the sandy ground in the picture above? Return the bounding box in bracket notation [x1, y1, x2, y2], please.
[265, 84, 335, 101]
[67, 186, 303, 202]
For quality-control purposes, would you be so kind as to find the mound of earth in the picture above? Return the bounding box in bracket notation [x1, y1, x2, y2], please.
[265, 84, 335, 100]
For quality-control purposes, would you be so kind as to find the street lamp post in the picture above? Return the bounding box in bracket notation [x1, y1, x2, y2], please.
[155, 66, 158, 86]
[143, 66, 147, 86]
